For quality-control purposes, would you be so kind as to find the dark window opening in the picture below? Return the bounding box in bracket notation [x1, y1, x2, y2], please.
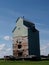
[19, 41, 21, 44]
[18, 52, 22, 57]
[18, 45, 22, 49]
[16, 40, 18, 43]
[16, 40, 22, 44]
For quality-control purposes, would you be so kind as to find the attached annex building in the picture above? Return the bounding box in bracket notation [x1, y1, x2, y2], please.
[12, 17, 40, 59]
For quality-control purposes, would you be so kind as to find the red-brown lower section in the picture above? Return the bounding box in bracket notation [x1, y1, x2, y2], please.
[13, 36, 29, 58]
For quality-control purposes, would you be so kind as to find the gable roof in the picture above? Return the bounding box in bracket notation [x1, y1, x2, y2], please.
[12, 26, 16, 33]
[16, 17, 34, 25]
[12, 17, 38, 33]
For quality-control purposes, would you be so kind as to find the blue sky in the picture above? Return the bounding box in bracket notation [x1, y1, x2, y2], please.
[0, 0, 49, 58]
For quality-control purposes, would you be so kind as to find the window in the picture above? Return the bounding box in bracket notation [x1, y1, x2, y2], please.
[18, 52, 22, 57]
[18, 27, 20, 30]
[19, 41, 21, 44]
[18, 45, 22, 49]
[16, 40, 18, 43]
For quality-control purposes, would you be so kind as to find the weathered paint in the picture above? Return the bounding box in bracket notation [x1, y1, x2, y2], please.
[13, 18, 28, 37]
[12, 17, 40, 59]
[13, 36, 29, 57]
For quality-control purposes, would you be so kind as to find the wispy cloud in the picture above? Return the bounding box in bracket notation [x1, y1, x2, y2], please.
[6, 48, 11, 51]
[35, 22, 49, 33]
[35, 22, 49, 38]
[35, 22, 45, 26]
[40, 42, 49, 55]
[0, 44, 5, 51]
[40, 29, 49, 34]
[3, 36, 12, 41]
[0, 8, 24, 18]
[0, 43, 12, 58]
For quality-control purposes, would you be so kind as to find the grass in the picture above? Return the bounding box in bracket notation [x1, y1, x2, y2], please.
[0, 60, 49, 65]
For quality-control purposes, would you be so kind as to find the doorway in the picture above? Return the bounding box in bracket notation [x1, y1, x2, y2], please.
[18, 52, 23, 57]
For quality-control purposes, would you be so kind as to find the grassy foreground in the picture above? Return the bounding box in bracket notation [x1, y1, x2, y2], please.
[0, 60, 49, 65]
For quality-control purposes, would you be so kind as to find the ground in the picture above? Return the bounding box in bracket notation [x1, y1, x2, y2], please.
[0, 60, 49, 65]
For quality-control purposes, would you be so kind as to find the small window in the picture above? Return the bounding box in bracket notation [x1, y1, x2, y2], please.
[18, 27, 20, 30]
[18, 45, 22, 49]
[18, 52, 22, 57]
[16, 40, 18, 43]
[19, 41, 21, 44]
